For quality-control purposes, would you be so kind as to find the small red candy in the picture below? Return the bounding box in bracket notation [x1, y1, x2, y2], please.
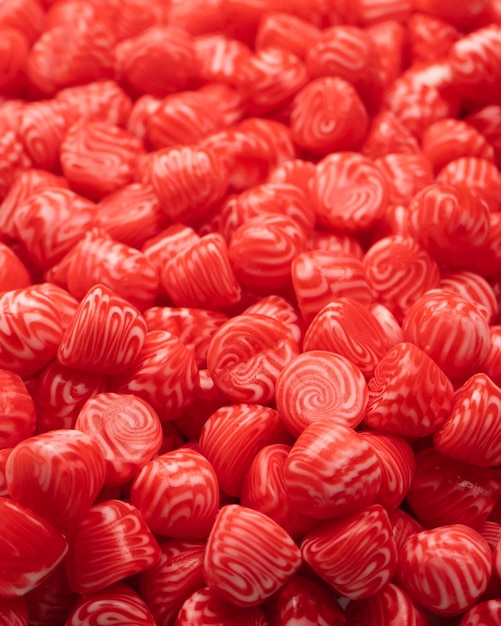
[460, 600, 501, 626]
[0, 369, 36, 448]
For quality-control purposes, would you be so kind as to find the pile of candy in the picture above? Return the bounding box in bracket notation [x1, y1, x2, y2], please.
[1, 0, 501, 623]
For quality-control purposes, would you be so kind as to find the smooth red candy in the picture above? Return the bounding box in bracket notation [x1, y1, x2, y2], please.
[301, 504, 398, 599]
[0, 449, 11, 497]
[360, 431, 416, 511]
[5, 429, 106, 529]
[66, 583, 155, 626]
[176, 587, 269, 626]
[407, 448, 501, 528]
[365, 341, 454, 437]
[0, 596, 29, 625]
[292, 250, 372, 324]
[402, 289, 491, 381]
[460, 600, 501, 626]
[276, 350, 368, 436]
[466, 104, 501, 169]
[138, 539, 205, 626]
[66, 499, 161, 594]
[285, 420, 382, 520]
[434, 373, 501, 466]
[255, 12, 321, 60]
[0, 369, 36, 448]
[75, 392, 162, 487]
[361, 111, 421, 160]
[203, 504, 302, 607]
[470, 212, 501, 277]
[397, 524, 492, 616]
[0, 496, 68, 597]
[413, 0, 488, 29]
[291, 77, 369, 154]
[58, 284, 147, 374]
[0, 285, 63, 378]
[363, 235, 441, 323]
[0, 243, 30, 293]
[267, 158, 315, 196]
[115, 25, 198, 98]
[131, 448, 219, 539]
[345, 582, 430, 626]
[199, 403, 289, 497]
[365, 20, 406, 91]
[107, 0, 168, 41]
[0, 0, 45, 44]
[207, 313, 299, 403]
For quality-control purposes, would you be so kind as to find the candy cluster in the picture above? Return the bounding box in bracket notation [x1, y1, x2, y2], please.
[1, 0, 501, 624]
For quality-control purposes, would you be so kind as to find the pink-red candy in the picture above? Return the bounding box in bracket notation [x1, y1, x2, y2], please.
[32, 360, 107, 432]
[55, 80, 132, 126]
[138, 540, 205, 626]
[436, 156, 501, 213]
[360, 431, 416, 511]
[292, 250, 372, 324]
[0, 596, 29, 625]
[407, 448, 501, 529]
[413, 0, 488, 29]
[310, 152, 388, 233]
[65, 499, 161, 594]
[307, 230, 365, 261]
[365, 19, 406, 91]
[301, 504, 398, 599]
[275, 350, 368, 436]
[176, 587, 269, 626]
[470, 212, 501, 278]
[434, 373, 501, 466]
[466, 104, 501, 169]
[0, 243, 30, 293]
[199, 403, 289, 497]
[389, 509, 426, 555]
[30, 283, 78, 331]
[440, 270, 498, 323]
[365, 341, 454, 438]
[0, 449, 11, 497]
[131, 448, 219, 539]
[460, 600, 501, 626]
[408, 12, 461, 64]
[5, 429, 106, 529]
[65, 583, 155, 626]
[0, 496, 68, 597]
[303, 298, 390, 378]
[362, 235, 441, 323]
[243, 295, 303, 345]
[373, 153, 434, 205]
[396, 524, 492, 616]
[151, 145, 229, 225]
[0, 369, 36, 448]
[267, 158, 315, 196]
[57, 283, 147, 374]
[255, 12, 321, 59]
[194, 33, 251, 84]
[74, 392, 162, 487]
[127, 94, 162, 141]
[345, 583, 430, 625]
[361, 111, 421, 160]
[285, 420, 382, 520]
[422, 118, 496, 174]
[228, 214, 306, 296]
[115, 26, 198, 98]
[60, 121, 145, 201]
[207, 314, 299, 404]
[369, 303, 405, 347]
[402, 289, 491, 381]
[290, 77, 369, 154]
[0, 129, 31, 201]
[481, 326, 501, 386]
[142, 223, 200, 274]
[0, 285, 63, 378]
[14, 188, 96, 269]
[107, 0, 168, 41]
[0, 0, 45, 45]
[161, 233, 241, 310]
[269, 574, 346, 626]
[203, 504, 302, 607]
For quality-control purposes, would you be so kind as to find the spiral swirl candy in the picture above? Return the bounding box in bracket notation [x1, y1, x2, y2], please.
[301, 505, 398, 600]
[310, 152, 388, 233]
[30, 283, 78, 331]
[138, 540, 205, 626]
[345, 583, 430, 626]
[255, 12, 321, 60]
[374, 153, 434, 205]
[131, 448, 219, 539]
[194, 33, 251, 84]
[307, 230, 365, 260]
[0, 369, 36, 448]
[396, 525, 492, 616]
[199, 404, 289, 497]
[0, 496, 69, 598]
[151, 145, 229, 224]
[203, 504, 302, 607]
[440, 270, 498, 323]
[66, 583, 155, 626]
[402, 289, 491, 381]
[142, 223, 200, 272]
[303, 298, 390, 378]
[0, 286, 63, 378]
[143, 307, 228, 368]
[14, 188, 96, 269]
[115, 26, 198, 98]
[285, 420, 382, 520]
[276, 350, 368, 436]
[65, 499, 161, 594]
[460, 600, 501, 626]
[60, 121, 145, 201]
[406, 448, 501, 529]
[291, 77, 369, 154]
[229, 214, 307, 296]
[292, 250, 373, 324]
[5, 429, 106, 529]
[207, 314, 299, 404]
[363, 235, 441, 323]
[75, 392, 162, 486]
[58, 283, 147, 374]
[161, 233, 241, 310]
[243, 295, 303, 345]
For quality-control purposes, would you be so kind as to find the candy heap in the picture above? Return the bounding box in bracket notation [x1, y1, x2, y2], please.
[0, 0, 501, 624]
